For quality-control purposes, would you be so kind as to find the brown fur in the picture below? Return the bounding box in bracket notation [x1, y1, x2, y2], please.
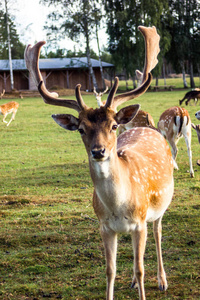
[179, 90, 200, 106]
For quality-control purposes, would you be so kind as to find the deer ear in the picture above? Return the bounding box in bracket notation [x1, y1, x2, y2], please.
[115, 104, 140, 125]
[52, 114, 79, 131]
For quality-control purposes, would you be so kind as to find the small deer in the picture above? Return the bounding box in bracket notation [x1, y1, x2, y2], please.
[0, 89, 5, 99]
[179, 89, 200, 106]
[93, 86, 109, 108]
[25, 26, 174, 300]
[157, 106, 194, 177]
[0, 101, 19, 126]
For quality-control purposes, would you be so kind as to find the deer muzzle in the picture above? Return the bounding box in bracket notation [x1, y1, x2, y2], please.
[91, 147, 106, 160]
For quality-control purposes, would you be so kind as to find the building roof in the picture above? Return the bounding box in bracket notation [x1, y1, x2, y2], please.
[0, 57, 114, 71]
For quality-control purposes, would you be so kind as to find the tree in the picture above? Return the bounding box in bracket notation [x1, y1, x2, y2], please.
[0, 9, 25, 60]
[166, 0, 200, 88]
[41, 0, 105, 91]
[104, 0, 171, 88]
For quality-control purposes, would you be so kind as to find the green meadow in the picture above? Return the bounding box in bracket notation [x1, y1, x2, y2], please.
[0, 85, 199, 299]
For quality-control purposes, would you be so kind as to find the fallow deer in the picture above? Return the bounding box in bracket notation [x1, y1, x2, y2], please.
[179, 89, 200, 106]
[0, 101, 19, 126]
[25, 26, 174, 300]
[157, 106, 194, 177]
[93, 86, 109, 108]
[118, 109, 155, 135]
[0, 89, 5, 99]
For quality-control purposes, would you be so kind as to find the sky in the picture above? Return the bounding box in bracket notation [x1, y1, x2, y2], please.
[7, 0, 107, 54]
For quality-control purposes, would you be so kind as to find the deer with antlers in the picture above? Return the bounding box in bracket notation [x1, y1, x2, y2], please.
[0, 101, 19, 126]
[25, 26, 174, 300]
[93, 86, 109, 108]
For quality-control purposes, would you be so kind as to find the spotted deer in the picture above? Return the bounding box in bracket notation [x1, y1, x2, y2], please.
[118, 109, 155, 135]
[157, 106, 194, 177]
[0, 101, 19, 126]
[25, 26, 174, 300]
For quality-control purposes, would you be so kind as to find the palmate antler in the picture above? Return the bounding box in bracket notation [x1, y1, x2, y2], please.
[24, 26, 160, 112]
[24, 41, 86, 113]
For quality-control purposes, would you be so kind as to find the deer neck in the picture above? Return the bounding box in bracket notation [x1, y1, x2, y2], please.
[89, 149, 131, 209]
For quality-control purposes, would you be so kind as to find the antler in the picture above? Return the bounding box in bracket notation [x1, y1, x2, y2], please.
[24, 41, 87, 113]
[105, 26, 160, 110]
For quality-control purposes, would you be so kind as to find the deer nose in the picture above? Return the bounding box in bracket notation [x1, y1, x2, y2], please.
[91, 148, 106, 159]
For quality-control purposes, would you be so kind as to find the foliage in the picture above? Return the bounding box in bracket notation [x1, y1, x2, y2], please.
[0, 90, 200, 299]
[0, 9, 25, 59]
[104, 0, 171, 80]
[41, 0, 104, 89]
[165, 0, 200, 87]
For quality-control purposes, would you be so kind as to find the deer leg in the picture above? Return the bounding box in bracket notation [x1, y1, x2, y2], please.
[3, 115, 8, 124]
[169, 140, 179, 170]
[131, 222, 147, 300]
[182, 129, 194, 177]
[100, 227, 117, 300]
[7, 112, 16, 126]
[153, 217, 168, 291]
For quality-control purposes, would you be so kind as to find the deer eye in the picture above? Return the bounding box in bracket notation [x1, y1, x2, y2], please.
[112, 124, 118, 131]
[78, 128, 85, 135]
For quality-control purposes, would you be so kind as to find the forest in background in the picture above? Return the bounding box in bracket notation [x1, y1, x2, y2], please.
[0, 0, 200, 89]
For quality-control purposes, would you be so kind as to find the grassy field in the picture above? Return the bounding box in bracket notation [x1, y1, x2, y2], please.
[0, 89, 200, 299]
[118, 76, 200, 90]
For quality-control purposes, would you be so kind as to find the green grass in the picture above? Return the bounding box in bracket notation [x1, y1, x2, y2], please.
[118, 76, 200, 90]
[0, 90, 200, 299]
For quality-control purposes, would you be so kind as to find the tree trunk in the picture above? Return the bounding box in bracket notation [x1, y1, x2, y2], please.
[95, 23, 106, 91]
[181, 61, 188, 88]
[156, 77, 159, 86]
[163, 58, 166, 86]
[5, 0, 14, 90]
[189, 60, 195, 88]
[86, 31, 98, 92]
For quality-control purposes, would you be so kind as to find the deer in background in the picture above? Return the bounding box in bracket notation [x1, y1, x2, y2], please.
[25, 26, 174, 300]
[0, 89, 5, 99]
[118, 109, 155, 134]
[94, 82, 155, 135]
[179, 89, 200, 106]
[157, 106, 194, 177]
[0, 101, 19, 126]
[93, 86, 109, 108]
